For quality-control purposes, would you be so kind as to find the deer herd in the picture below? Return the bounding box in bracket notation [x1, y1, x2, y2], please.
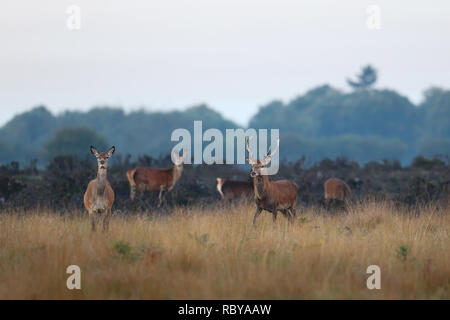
[84, 140, 352, 231]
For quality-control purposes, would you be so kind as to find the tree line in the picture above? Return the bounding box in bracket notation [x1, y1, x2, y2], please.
[1, 66, 449, 165]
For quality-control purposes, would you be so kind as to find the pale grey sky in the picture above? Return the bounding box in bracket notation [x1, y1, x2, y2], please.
[1, 0, 449, 126]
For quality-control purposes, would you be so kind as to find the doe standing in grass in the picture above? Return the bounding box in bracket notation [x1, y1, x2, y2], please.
[126, 151, 185, 207]
[84, 146, 115, 231]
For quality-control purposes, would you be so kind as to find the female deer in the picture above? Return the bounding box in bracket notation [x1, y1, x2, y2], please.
[126, 151, 185, 207]
[323, 178, 351, 211]
[83, 146, 115, 231]
[216, 178, 254, 201]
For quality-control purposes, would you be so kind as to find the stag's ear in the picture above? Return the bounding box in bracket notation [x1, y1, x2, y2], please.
[90, 146, 99, 156]
[107, 146, 115, 156]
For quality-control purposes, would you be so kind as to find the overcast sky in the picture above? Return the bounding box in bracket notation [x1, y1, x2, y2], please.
[1, 0, 449, 126]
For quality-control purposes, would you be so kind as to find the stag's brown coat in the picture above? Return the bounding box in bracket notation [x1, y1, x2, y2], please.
[251, 161, 299, 224]
[246, 138, 299, 224]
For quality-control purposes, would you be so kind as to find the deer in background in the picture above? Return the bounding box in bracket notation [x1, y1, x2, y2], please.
[216, 178, 253, 201]
[323, 178, 352, 211]
[83, 146, 115, 231]
[246, 138, 299, 224]
[126, 151, 185, 207]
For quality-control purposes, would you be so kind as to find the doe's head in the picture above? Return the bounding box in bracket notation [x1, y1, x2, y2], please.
[90, 146, 115, 170]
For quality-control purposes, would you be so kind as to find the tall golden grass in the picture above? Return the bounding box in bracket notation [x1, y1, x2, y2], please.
[0, 201, 448, 299]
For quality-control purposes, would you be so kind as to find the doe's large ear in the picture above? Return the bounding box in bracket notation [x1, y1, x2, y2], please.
[107, 146, 115, 156]
[90, 146, 99, 156]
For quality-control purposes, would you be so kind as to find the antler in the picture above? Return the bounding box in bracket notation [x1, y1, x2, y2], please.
[246, 136, 256, 164]
[262, 138, 280, 165]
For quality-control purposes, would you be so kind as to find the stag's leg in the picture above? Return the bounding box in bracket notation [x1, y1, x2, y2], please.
[253, 207, 262, 225]
[272, 209, 278, 223]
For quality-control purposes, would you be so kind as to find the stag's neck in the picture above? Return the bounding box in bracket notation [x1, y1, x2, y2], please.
[96, 169, 108, 195]
[253, 175, 271, 199]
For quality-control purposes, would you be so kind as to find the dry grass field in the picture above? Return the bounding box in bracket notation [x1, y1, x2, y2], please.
[0, 201, 449, 299]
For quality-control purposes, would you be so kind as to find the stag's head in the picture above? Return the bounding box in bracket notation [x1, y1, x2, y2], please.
[90, 146, 115, 171]
[245, 137, 279, 178]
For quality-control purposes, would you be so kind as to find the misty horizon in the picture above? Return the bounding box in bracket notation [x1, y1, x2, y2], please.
[0, 81, 443, 128]
[1, 0, 450, 126]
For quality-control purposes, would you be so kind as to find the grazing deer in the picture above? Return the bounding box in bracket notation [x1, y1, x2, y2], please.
[126, 151, 185, 207]
[83, 146, 115, 231]
[216, 178, 253, 201]
[246, 138, 299, 224]
[323, 178, 352, 211]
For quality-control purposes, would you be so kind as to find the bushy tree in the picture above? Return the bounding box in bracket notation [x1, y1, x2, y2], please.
[0, 106, 57, 161]
[45, 127, 108, 160]
[347, 65, 377, 90]
[419, 87, 450, 138]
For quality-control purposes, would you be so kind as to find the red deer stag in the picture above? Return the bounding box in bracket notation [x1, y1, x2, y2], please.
[216, 178, 253, 201]
[323, 178, 352, 211]
[126, 151, 185, 207]
[246, 138, 299, 224]
[84, 146, 115, 231]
